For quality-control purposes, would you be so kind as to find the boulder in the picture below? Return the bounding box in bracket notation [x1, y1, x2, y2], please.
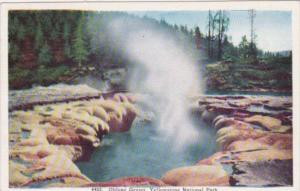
[216, 125, 266, 150]
[75, 106, 94, 115]
[46, 126, 80, 146]
[161, 165, 229, 186]
[9, 84, 100, 110]
[31, 151, 86, 180]
[53, 135, 74, 145]
[121, 102, 140, 116]
[256, 133, 292, 150]
[231, 149, 292, 162]
[93, 106, 110, 122]
[264, 98, 292, 110]
[243, 115, 282, 131]
[214, 118, 250, 130]
[107, 113, 124, 132]
[10, 145, 58, 161]
[30, 128, 48, 139]
[189, 102, 205, 116]
[197, 151, 232, 165]
[9, 121, 22, 134]
[212, 115, 227, 127]
[206, 103, 240, 115]
[34, 104, 65, 118]
[228, 98, 251, 108]
[17, 138, 48, 147]
[62, 111, 103, 131]
[231, 159, 292, 186]
[11, 111, 43, 124]
[79, 134, 101, 147]
[113, 93, 129, 103]
[53, 176, 92, 187]
[9, 161, 30, 187]
[9, 134, 21, 144]
[56, 145, 82, 161]
[75, 125, 97, 136]
[107, 103, 137, 132]
[93, 99, 126, 121]
[227, 139, 271, 152]
[198, 97, 226, 105]
[201, 109, 218, 124]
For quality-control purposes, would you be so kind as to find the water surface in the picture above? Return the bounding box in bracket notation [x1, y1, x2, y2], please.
[76, 117, 217, 182]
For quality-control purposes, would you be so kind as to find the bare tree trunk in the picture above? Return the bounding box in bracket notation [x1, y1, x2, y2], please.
[208, 10, 211, 57]
[220, 11, 225, 60]
[249, 9, 256, 55]
[211, 15, 215, 58]
[218, 11, 222, 59]
[250, 9, 254, 50]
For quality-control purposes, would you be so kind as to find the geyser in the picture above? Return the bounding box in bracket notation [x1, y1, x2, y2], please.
[108, 17, 203, 151]
[77, 14, 218, 181]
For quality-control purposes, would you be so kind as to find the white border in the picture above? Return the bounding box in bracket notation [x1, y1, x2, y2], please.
[0, 1, 298, 11]
[1, 1, 300, 191]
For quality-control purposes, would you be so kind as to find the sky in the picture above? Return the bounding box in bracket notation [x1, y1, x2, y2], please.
[130, 11, 292, 52]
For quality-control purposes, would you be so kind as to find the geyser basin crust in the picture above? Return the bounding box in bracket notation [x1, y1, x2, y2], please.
[8, 85, 293, 187]
[9, 85, 138, 188]
[191, 95, 292, 187]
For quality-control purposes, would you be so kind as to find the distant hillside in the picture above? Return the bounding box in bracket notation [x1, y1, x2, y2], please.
[269, 50, 292, 57]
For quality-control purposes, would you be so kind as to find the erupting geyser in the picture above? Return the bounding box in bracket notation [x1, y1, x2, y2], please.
[109, 18, 203, 151]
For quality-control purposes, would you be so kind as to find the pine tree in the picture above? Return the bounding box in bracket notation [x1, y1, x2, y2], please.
[9, 42, 20, 64]
[17, 25, 26, 41]
[73, 14, 89, 67]
[174, 24, 179, 31]
[216, 11, 230, 59]
[211, 12, 219, 58]
[239, 35, 250, 59]
[207, 10, 212, 57]
[64, 41, 72, 59]
[63, 22, 72, 58]
[50, 24, 60, 40]
[195, 26, 201, 49]
[35, 24, 44, 50]
[9, 16, 19, 38]
[249, 9, 258, 63]
[249, 9, 256, 52]
[38, 42, 52, 66]
[26, 14, 36, 36]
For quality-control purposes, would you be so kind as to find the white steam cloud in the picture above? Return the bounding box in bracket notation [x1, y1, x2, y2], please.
[108, 16, 202, 151]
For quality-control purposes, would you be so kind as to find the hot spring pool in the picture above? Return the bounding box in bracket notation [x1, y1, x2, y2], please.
[76, 117, 217, 182]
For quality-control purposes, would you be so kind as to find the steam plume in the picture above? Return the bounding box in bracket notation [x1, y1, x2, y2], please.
[108, 16, 202, 151]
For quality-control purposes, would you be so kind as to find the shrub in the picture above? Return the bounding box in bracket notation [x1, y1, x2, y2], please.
[34, 65, 69, 85]
[9, 67, 33, 89]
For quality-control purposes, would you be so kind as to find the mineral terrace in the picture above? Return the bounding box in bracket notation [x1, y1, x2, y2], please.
[9, 85, 293, 187]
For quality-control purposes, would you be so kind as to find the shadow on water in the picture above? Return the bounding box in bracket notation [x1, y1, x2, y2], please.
[76, 115, 217, 182]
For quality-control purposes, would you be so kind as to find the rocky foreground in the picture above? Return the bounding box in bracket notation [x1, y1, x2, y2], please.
[9, 85, 293, 187]
[9, 85, 140, 187]
[162, 95, 293, 186]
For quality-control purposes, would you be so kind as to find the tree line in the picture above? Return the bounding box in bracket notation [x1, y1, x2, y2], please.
[8, 11, 202, 89]
[202, 9, 290, 65]
[8, 10, 291, 90]
[9, 11, 203, 69]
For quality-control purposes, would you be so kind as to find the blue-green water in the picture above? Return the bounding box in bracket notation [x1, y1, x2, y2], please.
[206, 90, 292, 96]
[76, 118, 217, 182]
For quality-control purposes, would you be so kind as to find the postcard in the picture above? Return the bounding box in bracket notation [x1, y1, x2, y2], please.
[0, 1, 299, 191]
